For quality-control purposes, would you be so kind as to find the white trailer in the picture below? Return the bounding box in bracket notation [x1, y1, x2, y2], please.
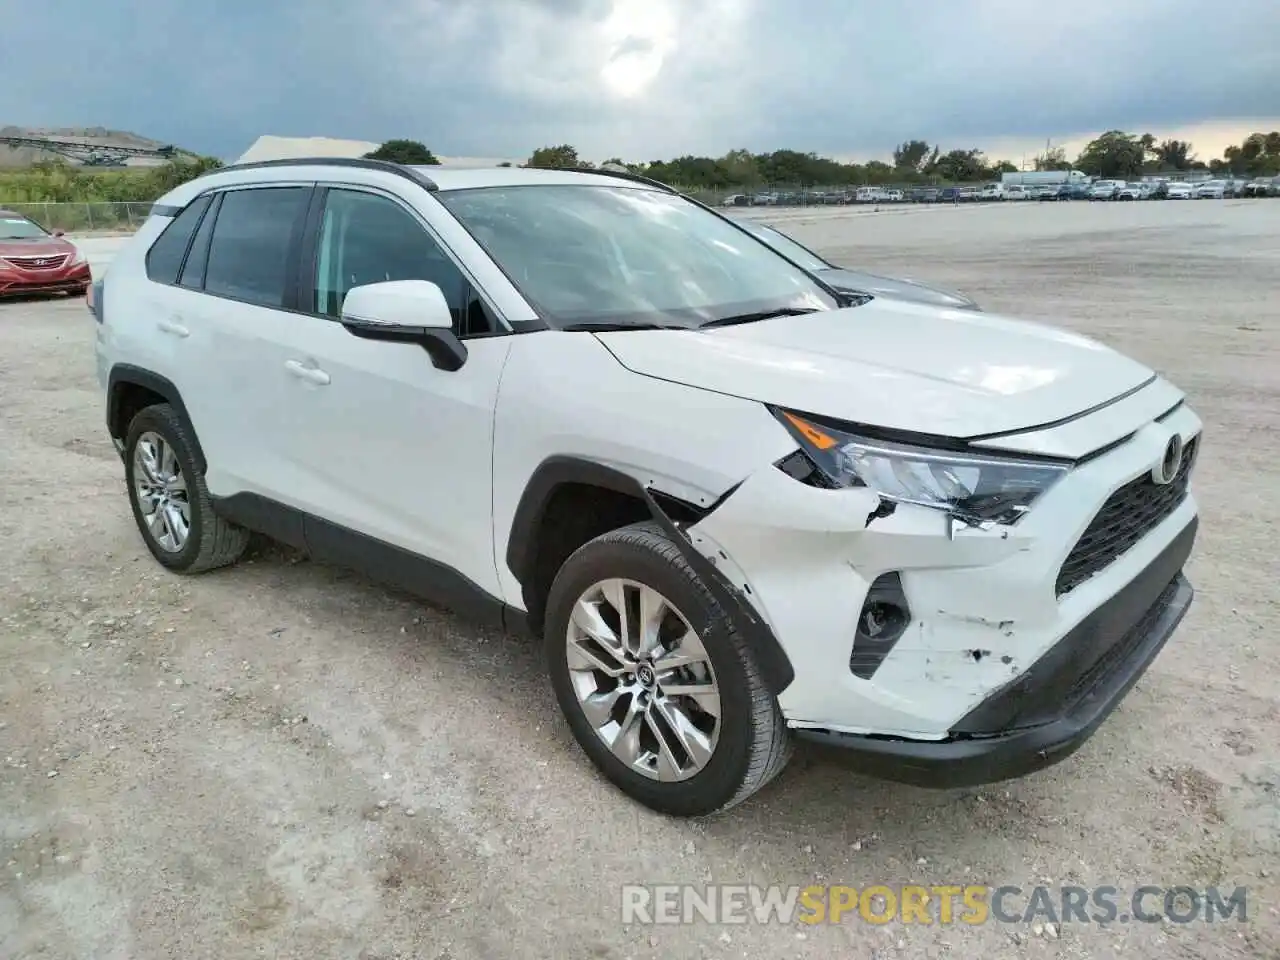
[1001, 170, 1089, 187]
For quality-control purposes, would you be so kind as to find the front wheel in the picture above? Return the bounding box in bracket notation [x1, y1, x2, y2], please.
[544, 522, 792, 817]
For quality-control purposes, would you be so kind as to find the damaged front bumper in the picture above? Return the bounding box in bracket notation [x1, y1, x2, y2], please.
[679, 402, 1201, 784]
[793, 524, 1194, 788]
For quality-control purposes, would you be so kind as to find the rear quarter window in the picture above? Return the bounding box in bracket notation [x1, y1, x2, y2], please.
[144, 195, 213, 285]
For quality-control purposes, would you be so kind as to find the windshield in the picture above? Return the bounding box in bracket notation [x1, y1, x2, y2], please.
[0, 216, 48, 240]
[437, 185, 838, 329]
[736, 221, 830, 272]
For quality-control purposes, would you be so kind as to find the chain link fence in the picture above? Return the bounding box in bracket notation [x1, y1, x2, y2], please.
[0, 202, 154, 234]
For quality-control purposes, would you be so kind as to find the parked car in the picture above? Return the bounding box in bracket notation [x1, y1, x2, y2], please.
[882, 189, 905, 203]
[1116, 183, 1150, 201]
[1089, 180, 1122, 200]
[958, 187, 980, 202]
[1036, 185, 1068, 201]
[94, 160, 1202, 816]
[1145, 182, 1169, 200]
[736, 220, 981, 311]
[722, 194, 750, 207]
[1004, 184, 1032, 201]
[980, 183, 1005, 201]
[1166, 182, 1194, 200]
[1193, 180, 1226, 199]
[0, 210, 92, 298]
[938, 187, 961, 202]
[1243, 177, 1272, 197]
[909, 188, 939, 203]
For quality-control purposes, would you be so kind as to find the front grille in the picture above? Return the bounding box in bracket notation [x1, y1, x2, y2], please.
[1056, 436, 1198, 597]
[4, 254, 69, 270]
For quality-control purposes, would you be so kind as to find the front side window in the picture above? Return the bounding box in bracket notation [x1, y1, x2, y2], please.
[312, 188, 466, 328]
[203, 187, 310, 308]
[0, 215, 48, 240]
[437, 185, 838, 329]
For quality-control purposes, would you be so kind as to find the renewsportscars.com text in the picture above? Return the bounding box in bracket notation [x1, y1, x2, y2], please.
[621, 884, 1249, 926]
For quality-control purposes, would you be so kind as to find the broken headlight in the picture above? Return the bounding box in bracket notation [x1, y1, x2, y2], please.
[773, 409, 1069, 525]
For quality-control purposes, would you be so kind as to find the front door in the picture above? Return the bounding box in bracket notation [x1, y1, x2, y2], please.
[278, 185, 512, 600]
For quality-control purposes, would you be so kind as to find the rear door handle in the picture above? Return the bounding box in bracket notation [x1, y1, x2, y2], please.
[284, 359, 331, 385]
[157, 318, 189, 337]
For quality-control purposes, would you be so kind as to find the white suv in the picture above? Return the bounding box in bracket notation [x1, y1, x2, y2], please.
[93, 159, 1202, 817]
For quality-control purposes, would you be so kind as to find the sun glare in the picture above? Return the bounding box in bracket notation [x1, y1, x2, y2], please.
[599, 0, 676, 98]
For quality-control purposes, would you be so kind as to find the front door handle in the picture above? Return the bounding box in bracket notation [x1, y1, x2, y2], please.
[284, 359, 331, 385]
[157, 318, 189, 337]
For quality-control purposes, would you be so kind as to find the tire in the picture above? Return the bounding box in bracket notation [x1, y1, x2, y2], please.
[124, 403, 250, 573]
[544, 521, 792, 817]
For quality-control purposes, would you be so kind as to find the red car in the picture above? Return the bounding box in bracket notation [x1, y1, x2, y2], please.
[0, 210, 91, 297]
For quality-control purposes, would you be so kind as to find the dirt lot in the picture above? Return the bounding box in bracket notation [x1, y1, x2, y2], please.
[2, 199, 1278, 959]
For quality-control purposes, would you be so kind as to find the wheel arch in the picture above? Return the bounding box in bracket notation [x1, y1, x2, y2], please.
[107, 364, 206, 472]
[506, 455, 795, 695]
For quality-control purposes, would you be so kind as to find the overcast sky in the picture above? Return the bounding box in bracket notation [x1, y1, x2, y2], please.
[4, 0, 1278, 165]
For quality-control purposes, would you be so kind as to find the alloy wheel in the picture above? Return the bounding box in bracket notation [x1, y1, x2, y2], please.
[565, 578, 722, 782]
[132, 431, 191, 553]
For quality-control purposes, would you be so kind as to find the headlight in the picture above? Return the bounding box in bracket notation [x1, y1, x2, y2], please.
[773, 409, 1069, 526]
[70, 248, 87, 265]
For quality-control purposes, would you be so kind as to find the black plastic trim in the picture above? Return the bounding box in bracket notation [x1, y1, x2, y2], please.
[105, 365, 206, 472]
[505, 455, 795, 695]
[212, 493, 515, 630]
[216, 156, 440, 192]
[795, 567, 1195, 789]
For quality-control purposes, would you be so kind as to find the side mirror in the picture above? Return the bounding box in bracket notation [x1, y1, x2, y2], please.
[53, 229, 66, 237]
[339, 279, 467, 371]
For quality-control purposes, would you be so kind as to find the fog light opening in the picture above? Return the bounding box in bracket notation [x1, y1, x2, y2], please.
[850, 572, 911, 680]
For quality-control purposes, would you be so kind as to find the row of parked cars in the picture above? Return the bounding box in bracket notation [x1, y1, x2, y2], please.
[722, 174, 1280, 208]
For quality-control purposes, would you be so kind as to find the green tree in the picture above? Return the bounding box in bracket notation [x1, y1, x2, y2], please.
[364, 140, 440, 165]
[1153, 139, 1194, 170]
[1075, 131, 1146, 179]
[893, 140, 933, 172]
[527, 144, 590, 168]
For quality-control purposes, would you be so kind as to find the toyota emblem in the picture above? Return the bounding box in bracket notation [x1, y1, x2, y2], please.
[1152, 434, 1184, 485]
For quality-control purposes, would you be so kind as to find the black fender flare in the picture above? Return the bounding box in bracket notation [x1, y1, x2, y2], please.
[106, 364, 206, 472]
[506, 455, 794, 696]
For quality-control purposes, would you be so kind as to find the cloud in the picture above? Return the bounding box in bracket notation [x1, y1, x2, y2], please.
[1, 0, 1277, 163]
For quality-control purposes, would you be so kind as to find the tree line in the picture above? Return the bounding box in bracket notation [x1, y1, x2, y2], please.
[3, 130, 1278, 208]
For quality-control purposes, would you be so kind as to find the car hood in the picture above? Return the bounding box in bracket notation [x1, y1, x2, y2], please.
[0, 236, 71, 257]
[818, 267, 979, 310]
[594, 298, 1155, 441]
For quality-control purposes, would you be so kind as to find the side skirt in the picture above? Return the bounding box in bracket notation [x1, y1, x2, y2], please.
[211, 493, 523, 634]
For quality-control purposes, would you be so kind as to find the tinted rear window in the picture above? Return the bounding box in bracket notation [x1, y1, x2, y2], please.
[203, 187, 310, 308]
[145, 195, 213, 285]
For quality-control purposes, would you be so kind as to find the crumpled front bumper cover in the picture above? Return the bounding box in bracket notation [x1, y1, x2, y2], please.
[794, 518, 1196, 789]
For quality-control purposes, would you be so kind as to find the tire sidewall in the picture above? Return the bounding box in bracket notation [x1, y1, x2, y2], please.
[124, 406, 206, 570]
[544, 530, 764, 815]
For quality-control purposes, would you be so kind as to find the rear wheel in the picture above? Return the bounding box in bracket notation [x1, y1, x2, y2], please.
[544, 521, 792, 817]
[124, 403, 249, 573]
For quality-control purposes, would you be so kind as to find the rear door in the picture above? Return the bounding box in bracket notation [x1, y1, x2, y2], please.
[175, 183, 316, 515]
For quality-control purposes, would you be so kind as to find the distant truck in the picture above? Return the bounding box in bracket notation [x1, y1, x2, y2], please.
[1001, 170, 1089, 187]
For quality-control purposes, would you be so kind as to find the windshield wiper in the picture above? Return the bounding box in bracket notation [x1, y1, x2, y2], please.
[560, 321, 688, 332]
[699, 307, 820, 329]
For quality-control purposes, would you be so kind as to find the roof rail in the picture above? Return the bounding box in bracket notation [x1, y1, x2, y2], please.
[212, 156, 439, 191]
[581, 165, 676, 193]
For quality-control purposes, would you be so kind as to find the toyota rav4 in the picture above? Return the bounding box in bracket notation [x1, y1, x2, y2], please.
[93, 159, 1200, 817]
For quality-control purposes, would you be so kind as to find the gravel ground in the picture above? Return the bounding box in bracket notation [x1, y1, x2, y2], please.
[2, 199, 1278, 960]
